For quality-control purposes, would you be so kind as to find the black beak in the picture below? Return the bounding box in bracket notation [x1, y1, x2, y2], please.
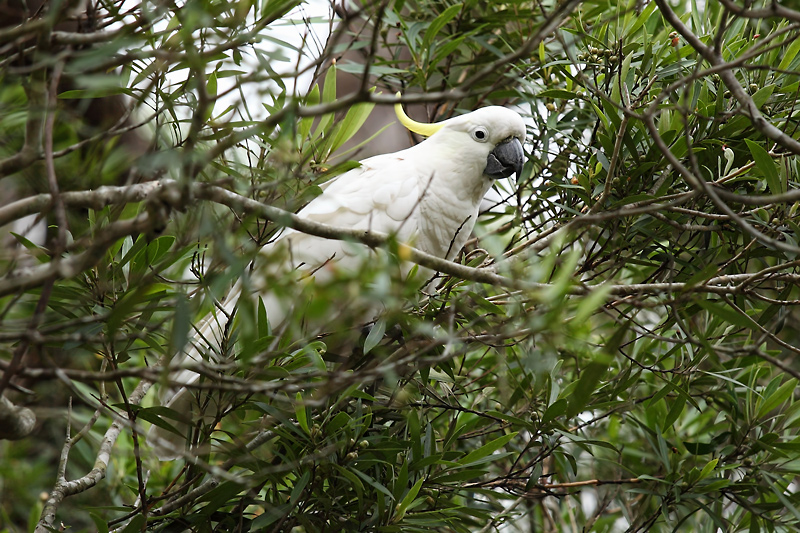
[484, 137, 524, 179]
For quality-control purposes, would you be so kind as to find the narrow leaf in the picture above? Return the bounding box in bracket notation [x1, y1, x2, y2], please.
[566, 360, 608, 419]
[397, 478, 424, 518]
[699, 458, 718, 480]
[696, 299, 757, 330]
[363, 318, 386, 355]
[779, 38, 800, 72]
[295, 391, 309, 434]
[757, 379, 797, 419]
[423, 4, 462, 49]
[459, 432, 517, 465]
[330, 101, 376, 154]
[745, 139, 782, 194]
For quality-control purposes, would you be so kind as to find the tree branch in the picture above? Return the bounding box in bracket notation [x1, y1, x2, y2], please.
[5, 180, 799, 299]
[35, 379, 152, 532]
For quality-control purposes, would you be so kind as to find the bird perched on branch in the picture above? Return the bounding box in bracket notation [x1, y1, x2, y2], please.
[148, 99, 526, 460]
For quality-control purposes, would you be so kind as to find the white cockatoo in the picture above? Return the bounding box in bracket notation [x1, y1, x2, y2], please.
[149, 100, 526, 460]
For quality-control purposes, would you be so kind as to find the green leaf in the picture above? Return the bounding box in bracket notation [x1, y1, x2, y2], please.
[431, 35, 467, 66]
[410, 453, 444, 471]
[89, 513, 110, 533]
[352, 469, 395, 500]
[574, 283, 612, 324]
[58, 87, 128, 99]
[394, 457, 409, 500]
[590, 101, 610, 131]
[335, 61, 407, 76]
[625, 0, 657, 37]
[538, 89, 579, 99]
[757, 379, 797, 419]
[459, 432, 517, 466]
[363, 318, 386, 355]
[750, 84, 775, 110]
[9, 232, 49, 263]
[170, 293, 190, 356]
[200, 480, 250, 512]
[313, 64, 337, 135]
[684, 440, 717, 455]
[542, 399, 567, 424]
[332, 122, 394, 161]
[394, 478, 425, 522]
[745, 139, 782, 194]
[684, 263, 720, 287]
[779, 38, 800, 72]
[300, 84, 320, 139]
[119, 515, 146, 533]
[696, 298, 757, 330]
[697, 478, 731, 493]
[27, 503, 42, 533]
[769, 481, 800, 521]
[204, 69, 217, 121]
[329, 100, 376, 155]
[647, 383, 674, 410]
[433, 468, 494, 483]
[663, 398, 686, 430]
[137, 406, 191, 434]
[289, 470, 310, 505]
[699, 458, 718, 480]
[333, 464, 365, 502]
[295, 392, 309, 434]
[257, 296, 271, 339]
[566, 357, 610, 419]
[422, 4, 463, 50]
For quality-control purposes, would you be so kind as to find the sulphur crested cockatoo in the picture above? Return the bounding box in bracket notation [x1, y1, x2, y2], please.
[149, 100, 526, 460]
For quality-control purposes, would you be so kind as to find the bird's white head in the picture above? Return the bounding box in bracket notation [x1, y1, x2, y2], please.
[394, 97, 526, 181]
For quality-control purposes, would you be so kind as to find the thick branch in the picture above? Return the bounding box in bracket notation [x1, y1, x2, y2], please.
[718, 0, 800, 22]
[5, 181, 799, 298]
[0, 180, 169, 227]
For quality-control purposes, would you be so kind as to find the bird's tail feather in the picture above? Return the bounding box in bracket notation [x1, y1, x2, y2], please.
[147, 281, 242, 460]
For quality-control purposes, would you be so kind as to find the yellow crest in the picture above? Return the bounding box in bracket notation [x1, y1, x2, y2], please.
[394, 93, 445, 137]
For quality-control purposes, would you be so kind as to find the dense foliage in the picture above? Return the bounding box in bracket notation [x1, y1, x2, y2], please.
[3, 0, 800, 531]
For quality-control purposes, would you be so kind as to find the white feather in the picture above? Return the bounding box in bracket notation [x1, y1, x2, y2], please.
[148, 105, 526, 459]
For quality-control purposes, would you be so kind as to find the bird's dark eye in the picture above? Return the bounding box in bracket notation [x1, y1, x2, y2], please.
[472, 127, 488, 142]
